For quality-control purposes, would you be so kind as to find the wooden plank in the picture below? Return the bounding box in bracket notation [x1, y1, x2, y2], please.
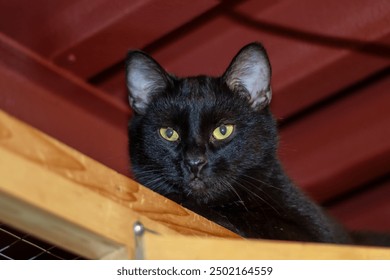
[279, 75, 390, 202]
[0, 0, 219, 77]
[0, 0, 106, 56]
[0, 191, 129, 260]
[328, 179, 390, 232]
[0, 32, 131, 176]
[95, 0, 390, 119]
[228, 0, 390, 119]
[51, 0, 220, 78]
[144, 234, 390, 260]
[0, 110, 239, 259]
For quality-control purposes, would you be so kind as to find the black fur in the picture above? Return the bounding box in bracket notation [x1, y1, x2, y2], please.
[126, 42, 389, 246]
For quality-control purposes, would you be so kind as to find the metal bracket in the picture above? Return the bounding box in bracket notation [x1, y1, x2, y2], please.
[133, 221, 160, 260]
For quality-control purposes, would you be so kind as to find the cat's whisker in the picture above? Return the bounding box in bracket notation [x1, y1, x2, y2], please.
[134, 166, 166, 174]
[219, 178, 249, 212]
[240, 174, 283, 191]
[150, 179, 170, 193]
[238, 176, 285, 212]
[223, 180, 249, 209]
[232, 178, 281, 215]
[136, 170, 171, 193]
[140, 176, 163, 188]
[184, 187, 193, 198]
[214, 167, 281, 213]
[229, 178, 270, 220]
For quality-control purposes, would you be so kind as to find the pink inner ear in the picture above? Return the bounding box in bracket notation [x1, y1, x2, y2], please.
[222, 43, 272, 110]
[250, 89, 272, 110]
[126, 52, 170, 114]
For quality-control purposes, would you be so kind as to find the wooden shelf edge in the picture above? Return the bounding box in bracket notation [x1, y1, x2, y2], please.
[2, 109, 389, 260]
[0, 190, 128, 260]
[144, 234, 390, 260]
[0, 109, 238, 259]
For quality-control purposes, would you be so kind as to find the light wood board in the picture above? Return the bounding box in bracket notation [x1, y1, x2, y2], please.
[0, 110, 238, 259]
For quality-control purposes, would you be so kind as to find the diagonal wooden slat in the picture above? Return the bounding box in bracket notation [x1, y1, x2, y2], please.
[328, 178, 390, 232]
[94, 0, 390, 120]
[0, 110, 239, 259]
[52, 0, 221, 78]
[143, 234, 390, 260]
[279, 73, 390, 202]
[0, 32, 131, 176]
[0, 0, 220, 79]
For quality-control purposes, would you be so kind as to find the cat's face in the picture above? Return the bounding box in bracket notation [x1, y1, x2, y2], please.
[127, 43, 277, 205]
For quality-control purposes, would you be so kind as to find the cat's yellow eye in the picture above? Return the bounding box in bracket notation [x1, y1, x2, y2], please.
[159, 127, 179, 142]
[212, 124, 234, 140]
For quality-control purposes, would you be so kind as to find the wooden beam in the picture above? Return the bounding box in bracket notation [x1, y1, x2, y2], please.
[0, 191, 129, 260]
[279, 74, 390, 202]
[143, 234, 390, 260]
[95, 0, 390, 119]
[0, 0, 220, 79]
[0, 32, 131, 176]
[227, 0, 390, 119]
[0, 110, 239, 259]
[329, 178, 390, 232]
[52, 0, 221, 78]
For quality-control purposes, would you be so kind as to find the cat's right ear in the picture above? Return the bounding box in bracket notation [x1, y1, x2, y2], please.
[126, 51, 171, 114]
[223, 42, 272, 110]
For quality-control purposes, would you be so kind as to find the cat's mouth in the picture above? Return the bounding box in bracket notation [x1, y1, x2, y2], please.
[188, 178, 206, 192]
[186, 177, 229, 205]
[187, 178, 210, 202]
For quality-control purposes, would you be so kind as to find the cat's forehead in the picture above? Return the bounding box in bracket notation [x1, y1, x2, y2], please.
[149, 76, 246, 126]
[176, 76, 219, 99]
[151, 76, 220, 113]
[170, 76, 241, 114]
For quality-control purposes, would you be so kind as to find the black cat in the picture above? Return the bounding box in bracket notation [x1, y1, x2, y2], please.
[126, 42, 389, 246]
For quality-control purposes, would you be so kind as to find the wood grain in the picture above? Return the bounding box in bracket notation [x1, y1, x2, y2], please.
[0, 110, 239, 259]
[144, 234, 390, 260]
[0, 190, 129, 260]
[2, 109, 390, 260]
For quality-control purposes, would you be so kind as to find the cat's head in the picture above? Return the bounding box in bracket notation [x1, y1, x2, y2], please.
[126, 42, 277, 205]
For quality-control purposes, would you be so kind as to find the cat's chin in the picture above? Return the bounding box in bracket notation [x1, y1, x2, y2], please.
[188, 178, 206, 192]
[187, 178, 212, 202]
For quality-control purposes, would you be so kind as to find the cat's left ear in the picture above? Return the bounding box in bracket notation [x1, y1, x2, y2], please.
[222, 42, 272, 110]
[126, 51, 171, 114]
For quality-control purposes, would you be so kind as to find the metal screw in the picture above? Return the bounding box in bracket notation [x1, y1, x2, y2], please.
[133, 221, 145, 236]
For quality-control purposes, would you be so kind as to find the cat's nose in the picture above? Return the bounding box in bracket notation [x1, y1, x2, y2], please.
[185, 155, 207, 175]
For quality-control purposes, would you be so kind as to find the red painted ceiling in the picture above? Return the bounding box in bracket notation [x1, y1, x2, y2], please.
[0, 0, 389, 233]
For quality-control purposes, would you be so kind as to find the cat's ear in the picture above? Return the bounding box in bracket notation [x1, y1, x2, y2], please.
[223, 42, 272, 110]
[126, 51, 171, 114]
